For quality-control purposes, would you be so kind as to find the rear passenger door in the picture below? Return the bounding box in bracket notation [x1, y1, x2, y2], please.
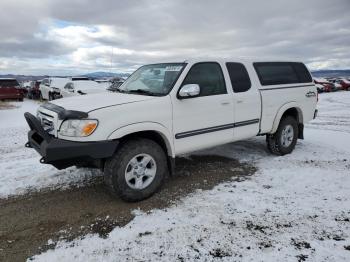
[225, 63, 261, 140]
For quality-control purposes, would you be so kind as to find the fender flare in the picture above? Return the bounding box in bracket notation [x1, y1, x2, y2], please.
[271, 102, 303, 133]
[107, 122, 175, 157]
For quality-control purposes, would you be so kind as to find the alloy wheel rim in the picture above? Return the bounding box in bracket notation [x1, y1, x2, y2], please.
[124, 153, 157, 190]
[280, 124, 294, 147]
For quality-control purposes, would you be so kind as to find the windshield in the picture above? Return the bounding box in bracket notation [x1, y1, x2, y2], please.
[119, 63, 186, 96]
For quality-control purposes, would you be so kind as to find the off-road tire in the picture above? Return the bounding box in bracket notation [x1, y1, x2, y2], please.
[104, 138, 167, 202]
[266, 116, 298, 156]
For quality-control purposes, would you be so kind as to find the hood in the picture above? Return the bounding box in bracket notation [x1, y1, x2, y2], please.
[51, 92, 156, 112]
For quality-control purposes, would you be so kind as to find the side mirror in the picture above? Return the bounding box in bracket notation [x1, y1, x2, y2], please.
[178, 84, 200, 98]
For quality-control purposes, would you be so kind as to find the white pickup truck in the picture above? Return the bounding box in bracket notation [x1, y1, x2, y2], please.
[39, 77, 69, 101]
[25, 59, 318, 201]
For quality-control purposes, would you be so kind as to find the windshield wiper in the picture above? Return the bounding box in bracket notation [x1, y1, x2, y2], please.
[113, 87, 128, 93]
[127, 89, 161, 96]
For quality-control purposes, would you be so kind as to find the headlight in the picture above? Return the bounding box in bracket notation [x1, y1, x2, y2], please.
[59, 119, 98, 137]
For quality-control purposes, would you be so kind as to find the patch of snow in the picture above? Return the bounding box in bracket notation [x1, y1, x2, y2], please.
[0, 99, 102, 198]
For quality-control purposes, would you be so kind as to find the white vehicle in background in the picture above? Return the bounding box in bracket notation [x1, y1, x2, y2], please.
[40, 77, 69, 100]
[21, 80, 32, 89]
[61, 80, 109, 98]
[25, 59, 318, 202]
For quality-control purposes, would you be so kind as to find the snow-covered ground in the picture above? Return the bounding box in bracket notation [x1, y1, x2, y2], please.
[1, 93, 349, 261]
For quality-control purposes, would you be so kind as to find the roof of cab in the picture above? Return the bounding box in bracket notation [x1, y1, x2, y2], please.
[182, 57, 305, 64]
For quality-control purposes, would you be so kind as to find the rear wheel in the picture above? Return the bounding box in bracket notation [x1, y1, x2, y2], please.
[266, 116, 298, 155]
[104, 138, 167, 202]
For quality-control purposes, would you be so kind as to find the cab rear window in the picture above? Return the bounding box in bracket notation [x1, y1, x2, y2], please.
[253, 62, 312, 86]
[226, 62, 251, 93]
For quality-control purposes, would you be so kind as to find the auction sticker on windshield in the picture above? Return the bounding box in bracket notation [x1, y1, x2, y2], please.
[165, 66, 183, 71]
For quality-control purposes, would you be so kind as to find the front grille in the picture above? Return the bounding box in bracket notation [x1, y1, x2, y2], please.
[37, 111, 55, 134]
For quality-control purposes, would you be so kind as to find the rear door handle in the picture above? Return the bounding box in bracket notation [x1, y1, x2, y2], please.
[221, 101, 231, 105]
[306, 91, 316, 97]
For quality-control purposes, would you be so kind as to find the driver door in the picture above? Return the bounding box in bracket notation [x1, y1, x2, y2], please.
[172, 62, 234, 154]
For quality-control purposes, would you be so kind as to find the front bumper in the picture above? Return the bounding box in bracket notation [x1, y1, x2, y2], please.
[24, 112, 118, 169]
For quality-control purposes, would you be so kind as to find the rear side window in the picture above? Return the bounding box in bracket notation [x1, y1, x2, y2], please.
[254, 62, 312, 86]
[226, 63, 251, 92]
[0, 80, 19, 88]
[181, 62, 227, 97]
[293, 63, 312, 83]
[41, 79, 50, 85]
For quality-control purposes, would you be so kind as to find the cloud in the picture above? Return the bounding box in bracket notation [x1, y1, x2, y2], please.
[0, 0, 349, 75]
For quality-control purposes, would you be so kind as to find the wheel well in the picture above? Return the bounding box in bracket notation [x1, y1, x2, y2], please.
[119, 131, 170, 157]
[281, 107, 304, 139]
[118, 131, 174, 175]
[282, 107, 301, 122]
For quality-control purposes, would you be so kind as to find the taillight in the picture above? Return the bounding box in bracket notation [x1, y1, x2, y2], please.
[317, 91, 319, 102]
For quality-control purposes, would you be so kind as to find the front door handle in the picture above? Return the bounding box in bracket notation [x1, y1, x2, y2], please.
[221, 101, 231, 105]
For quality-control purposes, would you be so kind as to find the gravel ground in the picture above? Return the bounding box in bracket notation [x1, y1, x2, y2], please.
[0, 155, 255, 261]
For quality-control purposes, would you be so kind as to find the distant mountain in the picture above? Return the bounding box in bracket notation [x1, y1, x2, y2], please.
[0, 74, 48, 82]
[83, 71, 130, 78]
[311, 70, 350, 78]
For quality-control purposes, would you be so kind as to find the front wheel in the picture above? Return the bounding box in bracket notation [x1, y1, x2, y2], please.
[48, 93, 54, 101]
[266, 116, 298, 155]
[104, 138, 167, 202]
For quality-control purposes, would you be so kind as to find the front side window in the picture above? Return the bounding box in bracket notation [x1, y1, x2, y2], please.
[119, 63, 186, 96]
[181, 62, 227, 97]
[64, 83, 74, 90]
[226, 63, 251, 93]
[42, 79, 50, 86]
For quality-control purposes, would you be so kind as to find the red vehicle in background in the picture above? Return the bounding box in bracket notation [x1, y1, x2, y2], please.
[322, 82, 335, 92]
[0, 78, 24, 101]
[314, 78, 335, 92]
[339, 79, 350, 91]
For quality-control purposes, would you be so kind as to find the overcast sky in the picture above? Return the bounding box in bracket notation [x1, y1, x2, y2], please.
[0, 0, 349, 75]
